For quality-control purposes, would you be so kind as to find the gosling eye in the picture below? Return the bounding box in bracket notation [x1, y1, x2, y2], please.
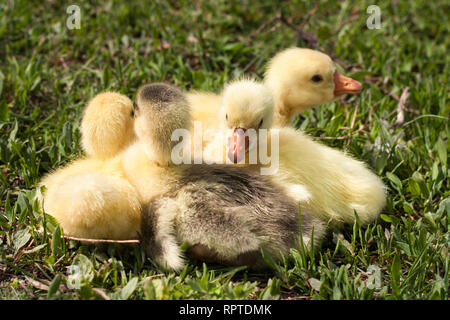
[226, 114, 228, 121]
[311, 74, 323, 83]
[258, 118, 263, 129]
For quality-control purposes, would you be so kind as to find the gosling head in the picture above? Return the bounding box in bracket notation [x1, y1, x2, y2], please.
[264, 47, 362, 125]
[219, 79, 274, 163]
[81, 92, 136, 159]
[134, 83, 191, 166]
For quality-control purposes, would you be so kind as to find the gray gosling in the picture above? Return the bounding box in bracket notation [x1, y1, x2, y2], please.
[135, 83, 327, 271]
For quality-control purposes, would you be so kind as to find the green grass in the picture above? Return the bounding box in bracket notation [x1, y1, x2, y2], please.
[0, 0, 448, 300]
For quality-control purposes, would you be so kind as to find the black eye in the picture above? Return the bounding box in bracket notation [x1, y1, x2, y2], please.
[258, 118, 263, 128]
[226, 114, 228, 121]
[311, 75, 323, 82]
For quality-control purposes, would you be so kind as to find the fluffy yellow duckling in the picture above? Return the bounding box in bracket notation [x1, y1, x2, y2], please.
[265, 47, 362, 126]
[80, 92, 136, 159]
[36, 92, 142, 239]
[37, 156, 141, 240]
[130, 83, 326, 270]
[205, 79, 386, 225]
[36, 90, 160, 240]
[187, 47, 362, 129]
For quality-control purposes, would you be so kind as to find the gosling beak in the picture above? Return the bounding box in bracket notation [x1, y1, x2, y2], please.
[227, 128, 249, 164]
[333, 71, 362, 96]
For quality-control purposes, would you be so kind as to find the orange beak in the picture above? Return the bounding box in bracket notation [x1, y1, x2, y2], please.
[333, 71, 362, 96]
[227, 128, 249, 163]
